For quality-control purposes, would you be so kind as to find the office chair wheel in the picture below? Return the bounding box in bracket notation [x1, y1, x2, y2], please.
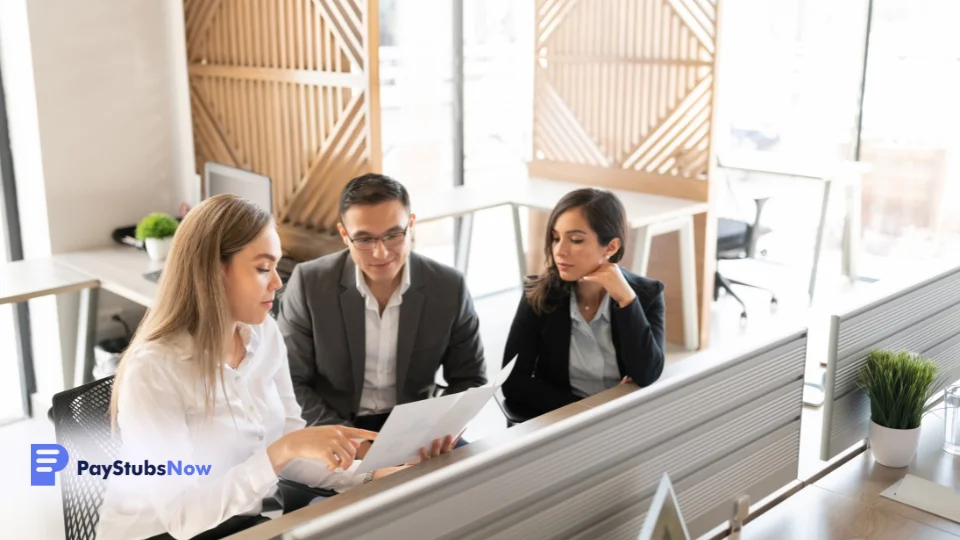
[739, 312, 747, 326]
[770, 297, 779, 312]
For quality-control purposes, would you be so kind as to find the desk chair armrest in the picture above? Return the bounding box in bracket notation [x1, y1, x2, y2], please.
[276, 478, 337, 513]
[494, 388, 535, 427]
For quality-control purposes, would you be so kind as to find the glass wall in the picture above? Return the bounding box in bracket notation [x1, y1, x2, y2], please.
[377, 0, 533, 295]
[716, 0, 870, 283]
[460, 0, 533, 295]
[0, 153, 24, 424]
[856, 0, 960, 278]
[718, 0, 960, 286]
[378, 0, 456, 266]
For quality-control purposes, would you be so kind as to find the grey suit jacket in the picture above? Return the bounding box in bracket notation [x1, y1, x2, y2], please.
[277, 250, 488, 427]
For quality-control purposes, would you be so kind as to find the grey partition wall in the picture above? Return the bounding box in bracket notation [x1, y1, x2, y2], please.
[286, 329, 808, 540]
[821, 262, 960, 461]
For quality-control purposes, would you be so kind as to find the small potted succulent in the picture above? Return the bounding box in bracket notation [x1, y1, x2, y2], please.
[858, 349, 943, 468]
[135, 212, 178, 261]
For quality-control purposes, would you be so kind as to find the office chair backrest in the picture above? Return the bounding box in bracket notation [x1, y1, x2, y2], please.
[285, 327, 808, 540]
[51, 376, 120, 540]
[821, 261, 960, 461]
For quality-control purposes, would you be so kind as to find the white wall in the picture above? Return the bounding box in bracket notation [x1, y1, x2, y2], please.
[0, 0, 195, 407]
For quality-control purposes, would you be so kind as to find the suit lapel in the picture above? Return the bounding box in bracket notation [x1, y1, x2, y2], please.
[396, 256, 424, 401]
[339, 257, 366, 413]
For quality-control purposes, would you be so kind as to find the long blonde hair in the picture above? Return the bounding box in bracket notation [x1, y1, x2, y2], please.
[110, 194, 273, 428]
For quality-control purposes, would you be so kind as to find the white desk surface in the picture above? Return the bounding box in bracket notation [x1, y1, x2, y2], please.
[0, 258, 99, 305]
[412, 177, 708, 228]
[55, 246, 161, 308]
[719, 150, 871, 183]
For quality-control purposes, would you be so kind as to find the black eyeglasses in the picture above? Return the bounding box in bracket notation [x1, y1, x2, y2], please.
[345, 224, 410, 250]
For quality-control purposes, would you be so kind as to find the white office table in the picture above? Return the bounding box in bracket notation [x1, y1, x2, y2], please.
[413, 177, 709, 350]
[717, 151, 870, 300]
[0, 258, 101, 407]
[56, 246, 160, 386]
[0, 258, 99, 306]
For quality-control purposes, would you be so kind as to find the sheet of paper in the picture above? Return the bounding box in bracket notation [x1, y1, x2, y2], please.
[880, 474, 960, 524]
[417, 386, 496, 451]
[495, 356, 517, 387]
[356, 392, 463, 473]
[354, 356, 518, 474]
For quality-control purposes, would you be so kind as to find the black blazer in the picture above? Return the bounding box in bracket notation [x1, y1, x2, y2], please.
[501, 268, 666, 418]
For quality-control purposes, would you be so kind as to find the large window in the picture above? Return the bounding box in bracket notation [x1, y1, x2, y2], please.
[716, 0, 870, 278]
[856, 0, 960, 278]
[378, 0, 533, 296]
[0, 61, 27, 424]
[0, 189, 23, 424]
[379, 0, 456, 269]
[718, 0, 960, 284]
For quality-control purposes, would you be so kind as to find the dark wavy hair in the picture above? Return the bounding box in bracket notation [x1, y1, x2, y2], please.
[524, 188, 628, 315]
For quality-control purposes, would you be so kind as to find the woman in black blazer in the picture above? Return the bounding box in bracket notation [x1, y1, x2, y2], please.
[502, 188, 666, 418]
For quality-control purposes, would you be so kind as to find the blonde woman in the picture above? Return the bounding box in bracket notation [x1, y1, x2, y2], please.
[97, 195, 424, 540]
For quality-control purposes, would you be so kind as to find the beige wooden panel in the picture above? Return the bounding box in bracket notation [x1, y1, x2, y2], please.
[184, 0, 381, 261]
[530, 0, 720, 348]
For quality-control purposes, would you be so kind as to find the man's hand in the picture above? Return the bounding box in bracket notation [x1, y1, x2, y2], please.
[355, 440, 372, 460]
[415, 429, 465, 463]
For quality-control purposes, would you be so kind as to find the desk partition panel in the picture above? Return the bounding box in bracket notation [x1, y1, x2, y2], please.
[284, 329, 807, 540]
[821, 263, 960, 461]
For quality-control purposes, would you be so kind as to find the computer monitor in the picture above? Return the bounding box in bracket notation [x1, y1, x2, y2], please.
[203, 162, 273, 214]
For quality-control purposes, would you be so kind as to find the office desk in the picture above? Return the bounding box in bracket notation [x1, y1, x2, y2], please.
[413, 177, 709, 350]
[0, 258, 100, 411]
[55, 246, 159, 386]
[0, 258, 99, 306]
[718, 151, 869, 301]
[739, 413, 959, 539]
[224, 383, 637, 540]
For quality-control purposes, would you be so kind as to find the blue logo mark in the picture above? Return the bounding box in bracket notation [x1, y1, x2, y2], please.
[31, 444, 69, 486]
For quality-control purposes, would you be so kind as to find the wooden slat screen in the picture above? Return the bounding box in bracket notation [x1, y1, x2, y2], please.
[183, 0, 381, 259]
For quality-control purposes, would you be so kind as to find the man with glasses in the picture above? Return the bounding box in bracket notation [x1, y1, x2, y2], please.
[278, 173, 488, 441]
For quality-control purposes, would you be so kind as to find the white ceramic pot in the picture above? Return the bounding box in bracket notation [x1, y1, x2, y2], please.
[869, 420, 921, 468]
[145, 237, 173, 261]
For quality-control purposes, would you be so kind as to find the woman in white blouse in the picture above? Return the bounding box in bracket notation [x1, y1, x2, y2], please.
[97, 194, 437, 540]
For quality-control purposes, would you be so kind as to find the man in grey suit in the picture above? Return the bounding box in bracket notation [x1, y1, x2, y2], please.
[278, 173, 488, 439]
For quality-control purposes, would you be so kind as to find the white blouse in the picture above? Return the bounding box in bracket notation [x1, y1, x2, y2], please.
[96, 317, 365, 540]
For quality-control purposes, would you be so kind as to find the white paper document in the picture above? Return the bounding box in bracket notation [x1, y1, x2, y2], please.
[880, 474, 960, 524]
[355, 357, 517, 473]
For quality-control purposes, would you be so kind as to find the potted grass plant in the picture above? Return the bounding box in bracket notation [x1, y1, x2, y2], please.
[135, 212, 178, 261]
[858, 349, 943, 468]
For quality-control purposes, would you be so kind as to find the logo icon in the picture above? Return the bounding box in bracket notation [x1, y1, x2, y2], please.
[31, 444, 69, 486]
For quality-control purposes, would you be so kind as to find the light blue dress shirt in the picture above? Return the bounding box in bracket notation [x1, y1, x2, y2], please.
[568, 290, 621, 398]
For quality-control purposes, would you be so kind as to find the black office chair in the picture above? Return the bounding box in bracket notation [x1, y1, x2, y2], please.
[715, 194, 779, 324]
[50, 377, 333, 537]
[51, 376, 120, 540]
[493, 388, 534, 428]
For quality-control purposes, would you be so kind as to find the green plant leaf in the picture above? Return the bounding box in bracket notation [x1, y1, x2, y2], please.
[135, 212, 178, 241]
[856, 349, 941, 430]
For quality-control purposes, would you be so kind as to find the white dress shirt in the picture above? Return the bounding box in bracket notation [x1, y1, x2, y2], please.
[96, 317, 365, 540]
[568, 290, 621, 398]
[355, 261, 412, 416]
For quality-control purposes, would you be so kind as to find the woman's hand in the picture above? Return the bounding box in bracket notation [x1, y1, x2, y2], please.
[268, 426, 377, 474]
[372, 465, 409, 481]
[581, 262, 636, 307]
